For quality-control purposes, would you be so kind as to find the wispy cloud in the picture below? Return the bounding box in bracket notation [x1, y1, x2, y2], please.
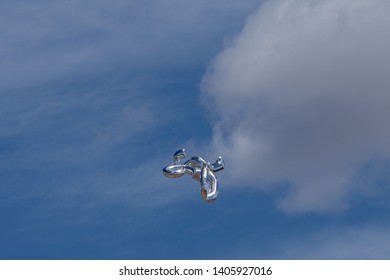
[220, 221, 390, 259]
[202, 0, 390, 213]
[0, 0, 260, 90]
[281, 224, 390, 259]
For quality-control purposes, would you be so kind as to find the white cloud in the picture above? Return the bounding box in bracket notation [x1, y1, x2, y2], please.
[202, 0, 390, 213]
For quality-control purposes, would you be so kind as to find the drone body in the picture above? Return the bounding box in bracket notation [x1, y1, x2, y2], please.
[162, 149, 224, 202]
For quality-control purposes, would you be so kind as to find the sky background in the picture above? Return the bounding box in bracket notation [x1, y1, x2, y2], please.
[2, 0, 390, 259]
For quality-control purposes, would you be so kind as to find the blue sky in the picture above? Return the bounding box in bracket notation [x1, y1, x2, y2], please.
[2, 0, 390, 259]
